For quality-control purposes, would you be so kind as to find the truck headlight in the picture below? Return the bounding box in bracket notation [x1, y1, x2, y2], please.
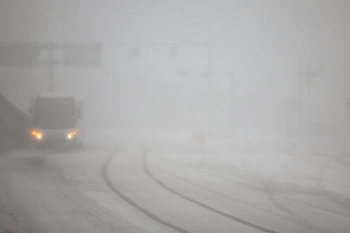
[67, 130, 78, 139]
[32, 131, 42, 139]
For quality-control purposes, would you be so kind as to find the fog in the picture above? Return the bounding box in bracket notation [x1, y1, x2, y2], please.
[1, 0, 350, 138]
[3, 2, 350, 232]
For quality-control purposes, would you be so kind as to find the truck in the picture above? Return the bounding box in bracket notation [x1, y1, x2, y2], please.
[30, 93, 84, 148]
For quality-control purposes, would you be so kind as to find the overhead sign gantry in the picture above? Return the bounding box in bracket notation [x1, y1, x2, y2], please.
[0, 41, 102, 92]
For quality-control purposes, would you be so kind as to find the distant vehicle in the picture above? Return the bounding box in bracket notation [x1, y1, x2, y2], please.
[29, 93, 84, 148]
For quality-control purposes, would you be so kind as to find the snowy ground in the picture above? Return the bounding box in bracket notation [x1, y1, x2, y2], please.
[0, 129, 350, 232]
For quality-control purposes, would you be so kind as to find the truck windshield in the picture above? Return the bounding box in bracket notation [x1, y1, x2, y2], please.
[33, 99, 77, 130]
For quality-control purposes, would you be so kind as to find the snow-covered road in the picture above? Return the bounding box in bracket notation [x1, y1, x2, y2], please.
[0, 132, 350, 232]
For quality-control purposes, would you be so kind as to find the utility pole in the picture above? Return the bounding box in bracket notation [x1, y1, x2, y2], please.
[42, 42, 60, 92]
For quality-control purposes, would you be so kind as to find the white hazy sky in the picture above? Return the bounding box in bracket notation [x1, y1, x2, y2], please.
[1, 0, 350, 136]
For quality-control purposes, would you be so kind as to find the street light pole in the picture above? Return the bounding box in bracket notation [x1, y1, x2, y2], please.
[207, 29, 212, 137]
[298, 55, 322, 135]
[298, 56, 303, 134]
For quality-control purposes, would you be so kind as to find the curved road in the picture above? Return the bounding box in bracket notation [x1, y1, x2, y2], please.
[0, 135, 350, 232]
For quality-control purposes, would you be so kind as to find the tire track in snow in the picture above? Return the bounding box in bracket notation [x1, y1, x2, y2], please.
[152, 150, 350, 222]
[0, 150, 51, 233]
[55, 166, 144, 233]
[264, 158, 331, 233]
[101, 148, 190, 233]
[142, 148, 278, 233]
[317, 159, 350, 211]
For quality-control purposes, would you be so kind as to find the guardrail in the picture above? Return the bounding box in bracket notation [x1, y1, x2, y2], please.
[0, 94, 31, 153]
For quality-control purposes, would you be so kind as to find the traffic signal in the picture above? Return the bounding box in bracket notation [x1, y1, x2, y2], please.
[62, 42, 102, 67]
[0, 42, 40, 67]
